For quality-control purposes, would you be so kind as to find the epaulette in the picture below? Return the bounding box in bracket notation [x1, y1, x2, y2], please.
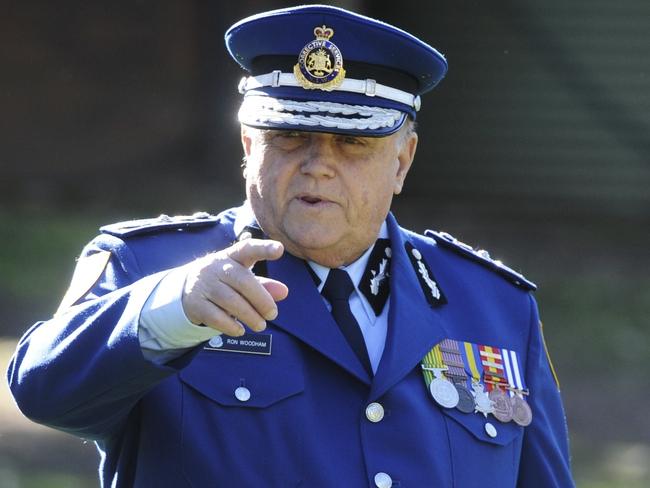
[424, 230, 537, 291]
[100, 212, 221, 238]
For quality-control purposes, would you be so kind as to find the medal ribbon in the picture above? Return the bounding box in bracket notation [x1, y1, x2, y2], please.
[440, 339, 467, 384]
[502, 348, 528, 397]
[479, 345, 509, 392]
[421, 344, 445, 387]
[463, 341, 482, 387]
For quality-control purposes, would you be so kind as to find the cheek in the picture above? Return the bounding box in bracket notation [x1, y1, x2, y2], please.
[246, 158, 272, 191]
[246, 158, 288, 210]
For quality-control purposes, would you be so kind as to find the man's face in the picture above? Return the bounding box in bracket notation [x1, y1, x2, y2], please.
[241, 124, 417, 267]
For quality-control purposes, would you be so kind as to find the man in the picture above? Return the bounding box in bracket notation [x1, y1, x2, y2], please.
[7, 5, 575, 487]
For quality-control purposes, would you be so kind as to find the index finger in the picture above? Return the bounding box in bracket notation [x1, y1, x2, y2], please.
[225, 238, 284, 268]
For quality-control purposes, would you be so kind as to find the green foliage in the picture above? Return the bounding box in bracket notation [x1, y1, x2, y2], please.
[537, 276, 650, 379]
[0, 212, 97, 298]
[0, 212, 100, 328]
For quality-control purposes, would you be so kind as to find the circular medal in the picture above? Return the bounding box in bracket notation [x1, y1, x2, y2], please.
[430, 377, 460, 408]
[511, 395, 533, 426]
[454, 383, 475, 413]
[489, 388, 514, 423]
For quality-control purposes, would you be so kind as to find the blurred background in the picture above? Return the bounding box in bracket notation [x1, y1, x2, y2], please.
[1, 0, 648, 486]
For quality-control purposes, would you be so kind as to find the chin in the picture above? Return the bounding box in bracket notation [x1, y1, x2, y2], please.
[286, 226, 342, 251]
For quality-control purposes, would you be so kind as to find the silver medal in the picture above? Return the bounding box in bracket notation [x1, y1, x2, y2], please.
[471, 381, 495, 417]
[430, 377, 460, 408]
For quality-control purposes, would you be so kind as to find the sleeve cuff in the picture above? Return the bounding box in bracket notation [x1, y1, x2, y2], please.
[139, 266, 221, 358]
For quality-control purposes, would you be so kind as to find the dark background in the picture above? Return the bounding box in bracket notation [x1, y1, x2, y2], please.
[1, 1, 649, 486]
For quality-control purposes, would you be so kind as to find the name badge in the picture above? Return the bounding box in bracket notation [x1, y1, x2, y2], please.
[205, 333, 272, 356]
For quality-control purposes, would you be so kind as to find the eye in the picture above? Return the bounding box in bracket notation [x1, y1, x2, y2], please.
[341, 135, 363, 145]
[266, 130, 309, 150]
[276, 131, 304, 139]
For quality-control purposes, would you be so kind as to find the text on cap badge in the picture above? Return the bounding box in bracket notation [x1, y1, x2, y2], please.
[293, 25, 346, 91]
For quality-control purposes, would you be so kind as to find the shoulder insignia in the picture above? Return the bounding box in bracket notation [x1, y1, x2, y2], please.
[55, 250, 112, 316]
[100, 212, 220, 238]
[424, 230, 536, 291]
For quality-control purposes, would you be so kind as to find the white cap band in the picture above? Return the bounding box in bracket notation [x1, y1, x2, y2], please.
[239, 71, 421, 111]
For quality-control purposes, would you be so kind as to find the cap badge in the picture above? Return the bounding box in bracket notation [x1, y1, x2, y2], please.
[293, 25, 346, 91]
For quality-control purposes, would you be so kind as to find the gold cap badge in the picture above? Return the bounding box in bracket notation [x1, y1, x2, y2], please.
[293, 25, 346, 91]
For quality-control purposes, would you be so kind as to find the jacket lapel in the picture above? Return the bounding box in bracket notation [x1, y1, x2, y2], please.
[370, 214, 450, 400]
[267, 253, 372, 384]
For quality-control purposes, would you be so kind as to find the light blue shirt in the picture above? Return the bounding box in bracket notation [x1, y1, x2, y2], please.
[308, 222, 389, 373]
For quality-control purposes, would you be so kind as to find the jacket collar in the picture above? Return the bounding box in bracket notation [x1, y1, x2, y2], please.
[369, 212, 450, 399]
[244, 208, 449, 391]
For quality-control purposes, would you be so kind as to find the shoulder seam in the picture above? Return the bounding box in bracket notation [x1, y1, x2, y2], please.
[424, 229, 537, 291]
[100, 212, 221, 238]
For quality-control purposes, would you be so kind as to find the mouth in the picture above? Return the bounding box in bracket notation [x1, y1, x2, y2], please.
[295, 193, 335, 207]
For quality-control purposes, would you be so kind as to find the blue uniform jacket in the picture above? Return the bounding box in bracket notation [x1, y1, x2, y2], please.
[7, 206, 574, 487]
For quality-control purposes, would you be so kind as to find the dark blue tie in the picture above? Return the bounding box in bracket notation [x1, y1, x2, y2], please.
[321, 269, 373, 376]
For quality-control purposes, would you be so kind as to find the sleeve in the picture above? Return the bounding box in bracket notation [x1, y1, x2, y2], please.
[6, 233, 198, 440]
[139, 266, 221, 364]
[517, 295, 575, 487]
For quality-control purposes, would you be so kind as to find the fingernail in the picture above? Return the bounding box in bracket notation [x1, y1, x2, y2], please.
[265, 307, 278, 321]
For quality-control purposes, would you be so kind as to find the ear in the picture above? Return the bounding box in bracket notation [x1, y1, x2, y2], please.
[241, 125, 253, 158]
[393, 130, 418, 195]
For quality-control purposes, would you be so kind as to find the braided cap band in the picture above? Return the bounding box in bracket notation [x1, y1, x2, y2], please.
[238, 96, 405, 136]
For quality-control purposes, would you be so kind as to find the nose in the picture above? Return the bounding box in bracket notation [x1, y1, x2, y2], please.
[300, 134, 336, 178]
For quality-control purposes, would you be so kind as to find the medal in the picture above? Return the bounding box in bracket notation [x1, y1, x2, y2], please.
[478, 344, 514, 422]
[463, 341, 495, 416]
[454, 383, 476, 413]
[439, 339, 475, 413]
[511, 394, 533, 426]
[501, 347, 534, 426]
[424, 339, 533, 423]
[421, 344, 459, 409]
[489, 387, 513, 423]
[471, 381, 495, 417]
[429, 373, 460, 408]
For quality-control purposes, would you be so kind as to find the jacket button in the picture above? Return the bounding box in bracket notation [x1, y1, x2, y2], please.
[374, 472, 392, 488]
[485, 422, 497, 438]
[365, 402, 385, 423]
[235, 386, 251, 402]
